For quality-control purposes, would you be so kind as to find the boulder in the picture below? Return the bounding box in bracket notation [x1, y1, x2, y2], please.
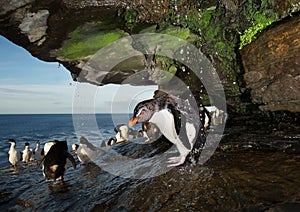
[241, 15, 300, 112]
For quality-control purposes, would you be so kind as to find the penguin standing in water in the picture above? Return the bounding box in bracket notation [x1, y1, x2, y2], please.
[129, 90, 206, 167]
[42, 140, 76, 181]
[6, 139, 21, 168]
[22, 142, 32, 164]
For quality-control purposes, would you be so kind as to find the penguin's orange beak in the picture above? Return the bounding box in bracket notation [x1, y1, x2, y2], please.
[128, 117, 138, 127]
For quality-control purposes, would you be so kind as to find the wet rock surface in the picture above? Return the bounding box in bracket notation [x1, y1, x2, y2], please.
[1, 149, 299, 211]
[0, 120, 299, 211]
[94, 151, 300, 211]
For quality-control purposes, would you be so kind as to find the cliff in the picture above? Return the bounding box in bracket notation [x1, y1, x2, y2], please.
[0, 0, 299, 114]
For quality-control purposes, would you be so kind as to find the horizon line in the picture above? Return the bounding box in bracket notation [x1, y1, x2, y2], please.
[0, 113, 132, 115]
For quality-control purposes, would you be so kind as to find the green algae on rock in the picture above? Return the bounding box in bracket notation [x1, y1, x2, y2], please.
[53, 23, 128, 61]
[1, 0, 300, 114]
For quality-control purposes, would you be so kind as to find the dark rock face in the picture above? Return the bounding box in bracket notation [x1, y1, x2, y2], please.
[0, 0, 122, 78]
[241, 15, 300, 112]
[0, 0, 299, 113]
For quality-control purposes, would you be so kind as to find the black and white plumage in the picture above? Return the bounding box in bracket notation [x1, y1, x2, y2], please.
[33, 141, 43, 162]
[107, 137, 117, 146]
[72, 136, 103, 164]
[107, 124, 131, 146]
[6, 139, 21, 168]
[141, 122, 160, 143]
[22, 142, 32, 164]
[42, 140, 59, 156]
[129, 90, 206, 167]
[205, 106, 225, 126]
[114, 124, 129, 143]
[42, 140, 76, 181]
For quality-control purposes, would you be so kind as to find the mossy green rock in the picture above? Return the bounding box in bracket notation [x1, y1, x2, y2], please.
[0, 0, 300, 113]
[54, 23, 128, 61]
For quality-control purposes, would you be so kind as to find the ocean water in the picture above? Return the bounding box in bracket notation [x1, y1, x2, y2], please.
[0, 114, 132, 168]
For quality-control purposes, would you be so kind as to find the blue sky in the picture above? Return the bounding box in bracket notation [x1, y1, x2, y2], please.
[0, 36, 156, 114]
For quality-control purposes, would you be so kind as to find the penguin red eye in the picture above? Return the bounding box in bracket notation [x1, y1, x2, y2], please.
[141, 110, 145, 115]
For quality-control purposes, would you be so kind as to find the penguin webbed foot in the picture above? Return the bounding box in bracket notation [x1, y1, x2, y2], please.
[67, 153, 76, 169]
[144, 138, 151, 143]
[167, 156, 186, 167]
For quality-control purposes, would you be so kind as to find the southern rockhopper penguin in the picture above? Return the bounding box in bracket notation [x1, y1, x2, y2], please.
[42, 140, 76, 181]
[129, 90, 207, 167]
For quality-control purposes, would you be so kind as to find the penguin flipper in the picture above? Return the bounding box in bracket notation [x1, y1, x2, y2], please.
[66, 152, 76, 169]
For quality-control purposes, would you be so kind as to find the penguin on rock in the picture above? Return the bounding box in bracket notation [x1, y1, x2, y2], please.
[22, 142, 32, 164]
[114, 124, 129, 143]
[6, 139, 21, 169]
[141, 122, 160, 143]
[42, 140, 76, 181]
[129, 90, 207, 167]
[107, 124, 130, 146]
[33, 140, 43, 162]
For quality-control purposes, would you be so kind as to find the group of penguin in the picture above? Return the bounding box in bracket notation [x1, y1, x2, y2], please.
[70, 123, 161, 165]
[106, 122, 160, 146]
[5, 139, 76, 181]
[6, 139, 43, 167]
[5, 90, 222, 181]
[109, 89, 215, 167]
[4, 120, 160, 182]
